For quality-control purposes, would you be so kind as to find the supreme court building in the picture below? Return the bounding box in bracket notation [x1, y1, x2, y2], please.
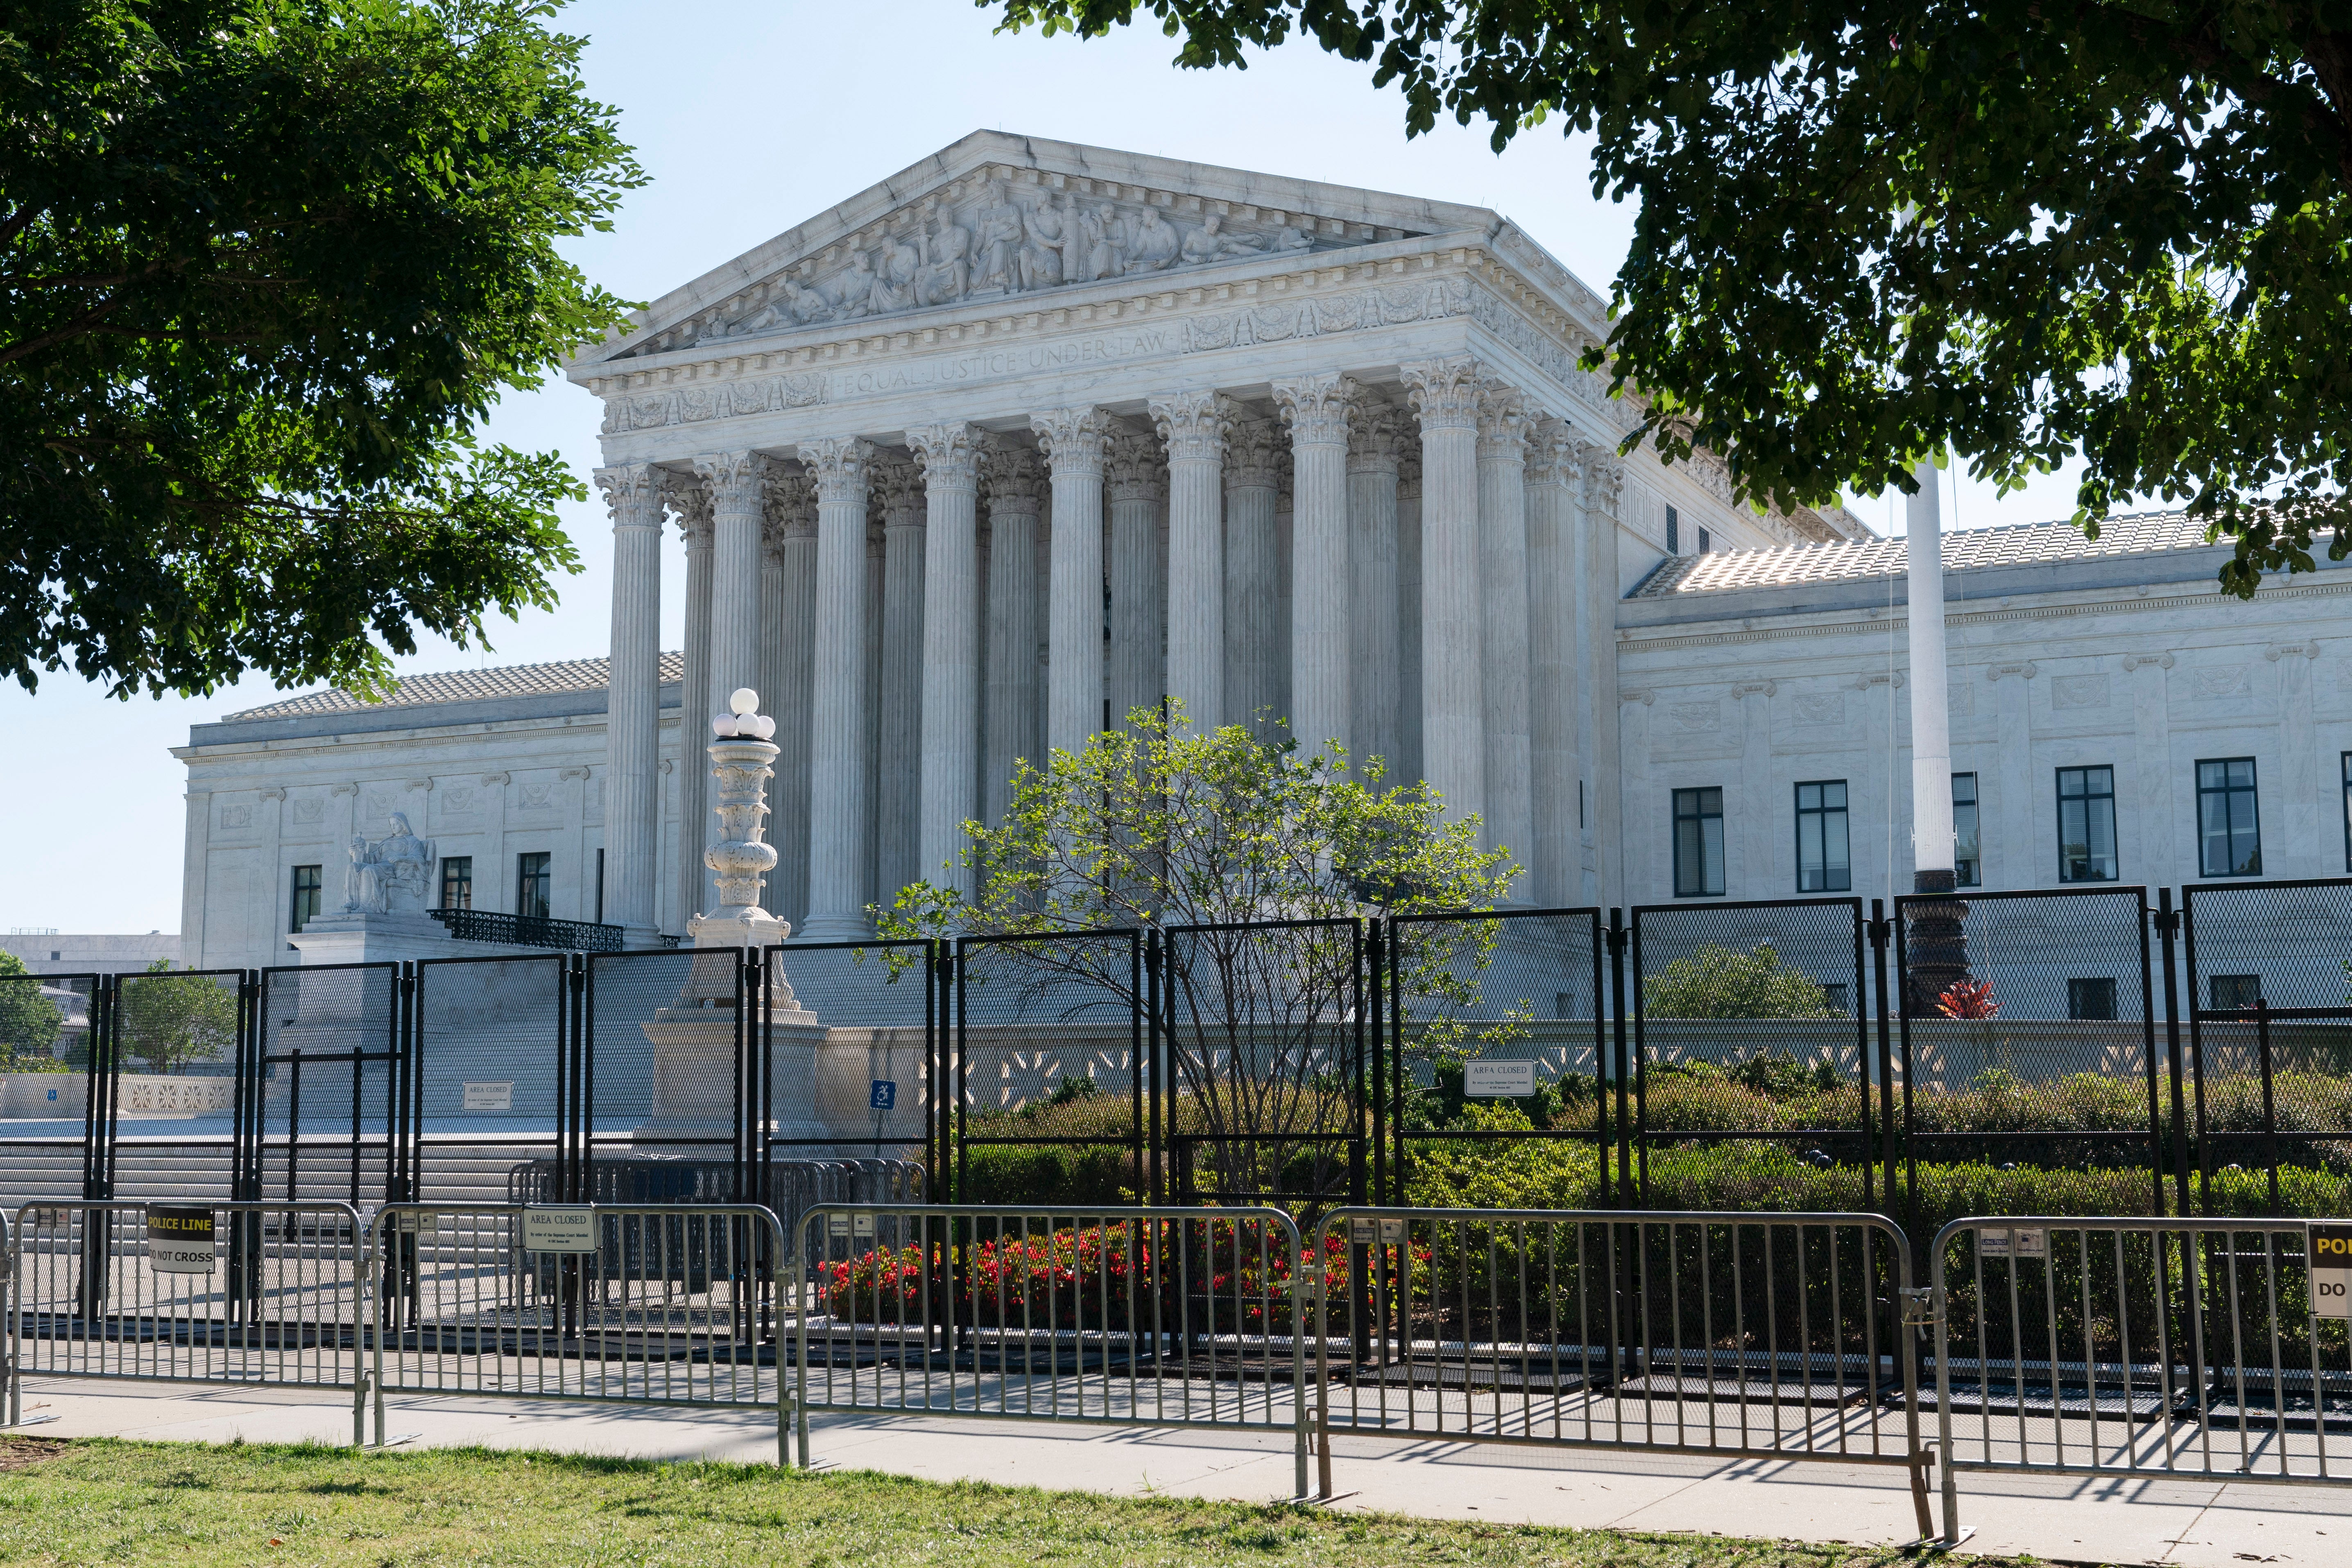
[172, 133, 2352, 967]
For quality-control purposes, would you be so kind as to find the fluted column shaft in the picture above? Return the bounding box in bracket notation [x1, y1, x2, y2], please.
[1579, 454, 1625, 904]
[1347, 404, 1403, 775]
[910, 424, 983, 895]
[697, 452, 769, 718]
[1224, 415, 1282, 736]
[668, 482, 715, 928]
[1034, 407, 1113, 759]
[864, 514, 886, 914]
[982, 443, 1045, 825]
[877, 455, 925, 907]
[595, 466, 663, 943]
[1404, 357, 1487, 832]
[1106, 430, 1166, 731]
[1149, 392, 1232, 733]
[1275, 375, 1354, 758]
[1476, 387, 1534, 891]
[1397, 449, 1424, 787]
[770, 474, 818, 927]
[1526, 419, 1581, 908]
[799, 437, 875, 941]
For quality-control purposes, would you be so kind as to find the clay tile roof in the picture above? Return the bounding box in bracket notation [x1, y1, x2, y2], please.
[1629, 509, 2218, 599]
[222, 652, 684, 722]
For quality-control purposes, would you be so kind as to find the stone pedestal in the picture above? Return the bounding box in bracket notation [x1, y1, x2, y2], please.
[633, 979, 829, 1145]
[288, 909, 480, 966]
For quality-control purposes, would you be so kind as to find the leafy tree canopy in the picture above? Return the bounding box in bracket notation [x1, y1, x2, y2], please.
[116, 959, 239, 1074]
[3, 0, 643, 698]
[0, 950, 64, 1066]
[994, 0, 2352, 595]
[1641, 942, 1840, 1019]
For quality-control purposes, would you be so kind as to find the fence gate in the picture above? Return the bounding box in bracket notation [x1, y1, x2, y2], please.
[405, 953, 573, 1208]
[952, 930, 1145, 1204]
[1161, 920, 1365, 1210]
[1894, 887, 2169, 1239]
[249, 963, 401, 1208]
[102, 966, 253, 1206]
[1630, 899, 1884, 1211]
[1385, 909, 1611, 1207]
[2180, 878, 2352, 1213]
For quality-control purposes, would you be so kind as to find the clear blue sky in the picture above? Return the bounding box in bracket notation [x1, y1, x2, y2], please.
[0, 0, 2093, 935]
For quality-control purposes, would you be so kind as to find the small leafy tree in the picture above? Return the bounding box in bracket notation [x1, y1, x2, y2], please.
[881, 705, 1514, 1206]
[0, 951, 64, 1068]
[115, 960, 239, 1076]
[1642, 943, 1840, 1020]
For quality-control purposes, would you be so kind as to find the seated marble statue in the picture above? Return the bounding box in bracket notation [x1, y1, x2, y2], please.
[1125, 207, 1179, 272]
[344, 811, 436, 916]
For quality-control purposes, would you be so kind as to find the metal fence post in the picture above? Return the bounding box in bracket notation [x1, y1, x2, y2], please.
[1868, 900, 1897, 1218]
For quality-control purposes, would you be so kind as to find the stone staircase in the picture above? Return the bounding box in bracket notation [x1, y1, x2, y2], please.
[0, 1139, 552, 1215]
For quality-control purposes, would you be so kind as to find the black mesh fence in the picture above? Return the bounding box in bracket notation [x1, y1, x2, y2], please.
[953, 930, 1143, 1205]
[0, 970, 100, 1208]
[407, 953, 570, 1207]
[583, 946, 718, 1188]
[1161, 919, 1364, 1213]
[1385, 908, 1611, 1208]
[1895, 886, 2168, 1238]
[2182, 878, 2352, 1213]
[106, 966, 250, 1204]
[758, 939, 934, 1176]
[253, 962, 397, 1205]
[1630, 898, 1878, 1211]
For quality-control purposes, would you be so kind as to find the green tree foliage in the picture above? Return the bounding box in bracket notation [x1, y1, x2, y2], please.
[2, 0, 644, 698]
[1640, 942, 1839, 1020]
[994, 0, 2352, 595]
[0, 950, 64, 1066]
[115, 959, 239, 1075]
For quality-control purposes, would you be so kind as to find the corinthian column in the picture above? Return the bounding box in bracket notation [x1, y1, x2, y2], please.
[1148, 391, 1233, 734]
[909, 422, 984, 896]
[1579, 453, 1625, 904]
[1105, 428, 1166, 732]
[1475, 385, 1534, 892]
[766, 469, 818, 927]
[594, 464, 663, 946]
[1347, 401, 1404, 776]
[981, 441, 1045, 826]
[1273, 374, 1355, 759]
[696, 451, 771, 723]
[1397, 445, 1423, 787]
[665, 477, 715, 928]
[1403, 356, 1487, 833]
[1224, 414, 1283, 737]
[1525, 418, 1581, 908]
[798, 436, 875, 942]
[875, 453, 926, 906]
[1032, 407, 1113, 760]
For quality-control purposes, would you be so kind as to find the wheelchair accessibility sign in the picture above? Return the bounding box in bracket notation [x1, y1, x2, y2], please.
[869, 1079, 897, 1112]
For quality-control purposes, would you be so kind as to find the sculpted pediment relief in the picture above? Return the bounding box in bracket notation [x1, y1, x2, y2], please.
[609, 163, 1415, 361]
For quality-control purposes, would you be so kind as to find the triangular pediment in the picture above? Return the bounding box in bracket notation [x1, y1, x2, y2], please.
[572, 131, 1494, 368]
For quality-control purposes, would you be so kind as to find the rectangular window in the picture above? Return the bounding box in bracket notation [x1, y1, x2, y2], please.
[288, 865, 322, 935]
[1794, 780, 1852, 892]
[1665, 505, 1680, 554]
[439, 856, 473, 911]
[2209, 974, 2263, 1011]
[516, 852, 552, 920]
[1697, 526, 1711, 554]
[2067, 977, 2117, 1021]
[2056, 766, 2118, 882]
[595, 848, 606, 925]
[1952, 773, 1981, 888]
[1820, 982, 1850, 1015]
[2196, 757, 2262, 877]
[1672, 787, 1726, 897]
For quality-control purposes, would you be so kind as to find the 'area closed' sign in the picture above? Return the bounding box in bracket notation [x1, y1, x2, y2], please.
[1464, 1060, 1537, 1099]
[521, 1206, 598, 1254]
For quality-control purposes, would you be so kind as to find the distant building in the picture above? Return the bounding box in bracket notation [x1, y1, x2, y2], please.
[0, 932, 179, 977]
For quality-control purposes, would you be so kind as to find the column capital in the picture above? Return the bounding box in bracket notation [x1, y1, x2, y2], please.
[907, 421, 985, 491]
[1475, 384, 1529, 464]
[1524, 416, 1578, 486]
[1147, 389, 1236, 465]
[981, 439, 1044, 517]
[1345, 401, 1405, 476]
[873, 450, 925, 529]
[662, 472, 714, 546]
[1401, 355, 1483, 430]
[800, 436, 875, 506]
[1225, 414, 1283, 492]
[1030, 406, 1115, 476]
[1576, 442, 1623, 519]
[1106, 429, 1167, 503]
[763, 466, 817, 541]
[1272, 373, 1358, 447]
[594, 464, 665, 526]
[694, 450, 774, 513]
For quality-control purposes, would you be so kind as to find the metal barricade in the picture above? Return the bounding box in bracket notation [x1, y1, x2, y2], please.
[1931, 1215, 2352, 1542]
[361, 1202, 790, 1458]
[792, 1204, 1310, 1494]
[7, 1199, 365, 1417]
[1308, 1207, 1931, 1527]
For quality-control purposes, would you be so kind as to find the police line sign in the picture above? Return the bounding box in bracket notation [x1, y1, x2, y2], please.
[2313, 1224, 2352, 1319]
[147, 1206, 216, 1274]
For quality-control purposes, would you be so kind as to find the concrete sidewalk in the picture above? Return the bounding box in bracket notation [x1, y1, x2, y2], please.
[10, 1376, 2349, 1566]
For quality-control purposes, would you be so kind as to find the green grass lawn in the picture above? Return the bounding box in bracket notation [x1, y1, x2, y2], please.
[0, 1435, 2029, 1568]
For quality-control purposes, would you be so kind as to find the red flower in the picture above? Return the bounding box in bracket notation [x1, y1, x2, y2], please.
[1935, 977, 1999, 1020]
